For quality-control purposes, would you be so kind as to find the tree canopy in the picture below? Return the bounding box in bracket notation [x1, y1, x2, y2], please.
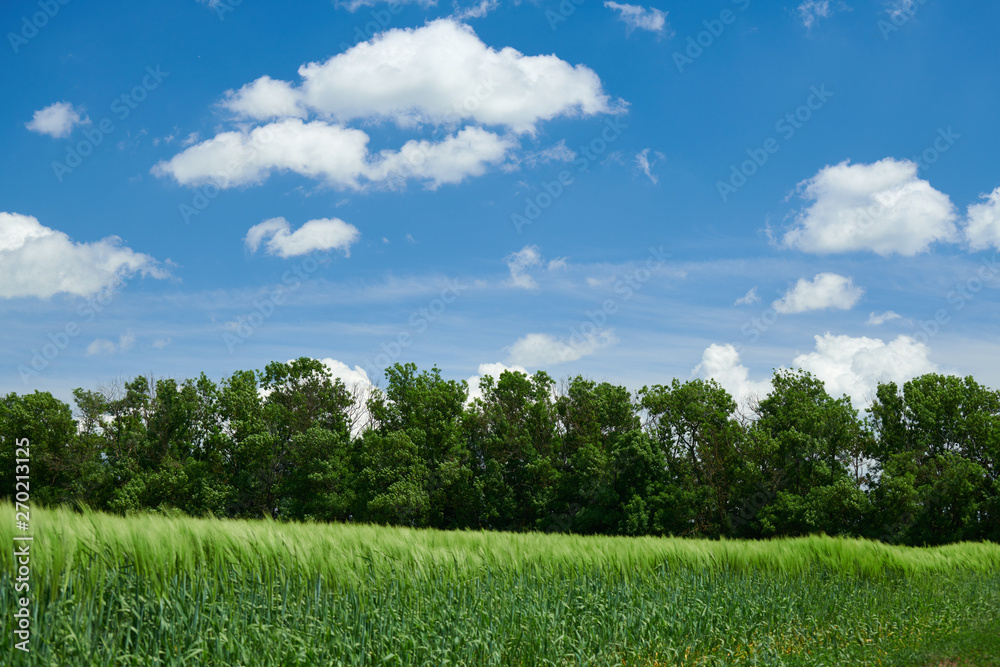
[3, 360, 998, 545]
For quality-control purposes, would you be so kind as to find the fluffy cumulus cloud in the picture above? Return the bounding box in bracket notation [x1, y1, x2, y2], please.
[465, 361, 528, 404]
[694, 344, 773, 408]
[604, 2, 669, 34]
[152, 119, 370, 188]
[152, 119, 513, 191]
[0, 212, 167, 299]
[793, 333, 938, 407]
[220, 20, 617, 133]
[772, 273, 864, 314]
[319, 358, 373, 391]
[25, 102, 89, 138]
[964, 186, 1000, 251]
[155, 21, 619, 191]
[318, 359, 376, 435]
[696, 333, 939, 410]
[506, 329, 617, 367]
[245, 217, 360, 258]
[365, 127, 514, 187]
[781, 158, 958, 256]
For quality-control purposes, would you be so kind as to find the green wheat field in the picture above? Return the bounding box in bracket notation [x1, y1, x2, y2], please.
[3, 504, 1000, 666]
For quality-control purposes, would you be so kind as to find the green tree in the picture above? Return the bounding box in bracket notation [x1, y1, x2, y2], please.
[639, 379, 746, 537]
[463, 369, 560, 531]
[1, 391, 97, 507]
[750, 369, 870, 538]
[549, 377, 639, 534]
[367, 363, 475, 529]
[868, 374, 1000, 544]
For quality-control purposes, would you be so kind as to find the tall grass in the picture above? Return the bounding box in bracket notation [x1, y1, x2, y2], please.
[3, 504, 999, 665]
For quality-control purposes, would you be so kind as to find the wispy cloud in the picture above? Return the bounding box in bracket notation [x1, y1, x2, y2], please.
[604, 2, 669, 34]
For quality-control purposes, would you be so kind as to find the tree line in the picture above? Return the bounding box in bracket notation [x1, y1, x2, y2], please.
[2, 358, 998, 546]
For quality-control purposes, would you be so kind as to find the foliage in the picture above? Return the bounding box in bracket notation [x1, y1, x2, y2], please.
[1, 361, 999, 546]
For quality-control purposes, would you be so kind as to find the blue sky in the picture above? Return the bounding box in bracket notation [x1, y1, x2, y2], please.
[2, 0, 999, 409]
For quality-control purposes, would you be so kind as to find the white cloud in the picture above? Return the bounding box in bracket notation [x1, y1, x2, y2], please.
[220, 20, 619, 134]
[735, 287, 760, 306]
[772, 273, 864, 314]
[694, 344, 772, 408]
[635, 148, 664, 184]
[152, 337, 172, 349]
[604, 2, 669, 33]
[158, 21, 620, 193]
[781, 158, 958, 256]
[867, 310, 902, 326]
[25, 102, 89, 138]
[797, 0, 832, 28]
[587, 275, 616, 288]
[86, 330, 135, 356]
[0, 212, 167, 299]
[219, 75, 305, 120]
[336, 0, 435, 12]
[519, 140, 576, 168]
[465, 361, 528, 403]
[152, 119, 512, 190]
[696, 333, 939, 410]
[245, 217, 360, 258]
[365, 127, 514, 188]
[793, 333, 938, 408]
[320, 358, 373, 391]
[152, 119, 370, 188]
[505, 245, 543, 289]
[886, 0, 915, 20]
[964, 186, 1000, 251]
[506, 329, 617, 367]
[547, 257, 568, 271]
[320, 358, 376, 435]
[451, 0, 499, 20]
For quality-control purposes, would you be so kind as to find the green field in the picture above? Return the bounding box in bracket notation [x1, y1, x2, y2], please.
[3, 505, 1000, 666]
